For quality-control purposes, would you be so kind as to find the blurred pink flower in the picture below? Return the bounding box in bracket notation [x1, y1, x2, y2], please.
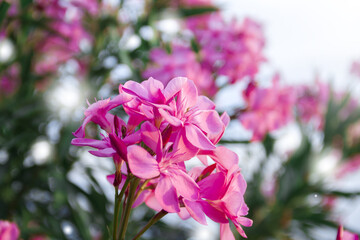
[0, 65, 20, 98]
[295, 80, 329, 129]
[239, 77, 295, 141]
[179, 0, 214, 6]
[351, 60, 360, 79]
[143, 45, 217, 97]
[0, 220, 20, 240]
[187, 13, 265, 84]
[337, 225, 359, 240]
[35, 19, 91, 75]
[336, 155, 360, 178]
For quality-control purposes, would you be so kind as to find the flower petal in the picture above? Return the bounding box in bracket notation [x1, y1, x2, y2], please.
[141, 122, 162, 155]
[220, 223, 236, 240]
[184, 200, 207, 225]
[185, 124, 215, 150]
[71, 138, 109, 149]
[164, 77, 197, 109]
[190, 110, 224, 136]
[89, 148, 115, 157]
[169, 168, 199, 200]
[127, 145, 160, 179]
[198, 172, 226, 200]
[155, 175, 180, 213]
[158, 108, 183, 127]
[200, 201, 228, 223]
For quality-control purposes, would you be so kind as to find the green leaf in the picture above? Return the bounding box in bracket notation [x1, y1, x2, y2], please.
[0, 1, 10, 27]
[263, 134, 275, 157]
[20, 0, 33, 8]
[276, 134, 311, 203]
[179, 6, 219, 17]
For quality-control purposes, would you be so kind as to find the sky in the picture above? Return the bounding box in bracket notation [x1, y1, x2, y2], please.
[215, 0, 360, 88]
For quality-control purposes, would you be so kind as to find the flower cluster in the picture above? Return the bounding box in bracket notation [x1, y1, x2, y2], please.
[0, 220, 20, 240]
[187, 13, 265, 84]
[32, 0, 95, 76]
[239, 77, 295, 141]
[295, 80, 330, 129]
[72, 77, 252, 239]
[0, 65, 19, 99]
[143, 44, 216, 96]
[143, 12, 265, 97]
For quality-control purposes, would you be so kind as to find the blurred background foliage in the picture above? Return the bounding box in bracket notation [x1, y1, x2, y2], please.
[1, 0, 360, 239]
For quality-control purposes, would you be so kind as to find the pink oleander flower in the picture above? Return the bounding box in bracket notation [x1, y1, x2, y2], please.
[295, 80, 329, 129]
[0, 65, 20, 98]
[351, 60, 360, 79]
[182, 163, 252, 239]
[186, 13, 265, 84]
[337, 225, 359, 240]
[239, 77, 295, 141]
[35, 19, 91, 75]
[122, 77, 224, 150]
[34, 0, 66, 20]
[30, 0, 92, 76]
[143, 44, 217, 97]
[0, 220, 20, 240]
[336, 155, 360, 178]
[176, 0, 214, 6]
[72, 77, 252, 238]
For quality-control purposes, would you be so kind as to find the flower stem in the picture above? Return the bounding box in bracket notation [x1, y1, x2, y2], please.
[113, 177, 131, 240]
[113, 186, 119, 240]
[134, 179, 150, 201]
[131, 210, 168, 240]
[118, 177, 141, 240]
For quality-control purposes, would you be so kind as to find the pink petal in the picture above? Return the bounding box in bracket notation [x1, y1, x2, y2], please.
[171, 129, 199, 162]
[184, 200, 207, 225]
[123, 81, 149, 101]
[168, 169, 199, 200]
[221, 112, 230, 128]
[142, 77, 166, 103]
[89, 148, 116, 157]
[145, 192, 163, 212]
[140, 122, 162, 155]
[109, 134, 127, 161]
[220, 223, 236, 240]
[127, 145, 160, 179]
[158, 108, 183, 127]
[202, 146, 239, 171]
[106, 174, 127, 188]
[155, 175, 180, 213]
[71, 138, 109, 149]
[201, 201, 228, 223]
[164, 77, 197, 108]
[190, 110, 224, 136]
[237, 217, 253, 228]
[198, 172, 226, 200]
[195, 95, 216, 110]
[177, 207, 191, 220]
[185, 124, 215, 150]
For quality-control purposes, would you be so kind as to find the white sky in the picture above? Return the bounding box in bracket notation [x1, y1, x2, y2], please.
[216, 0, 360, 87]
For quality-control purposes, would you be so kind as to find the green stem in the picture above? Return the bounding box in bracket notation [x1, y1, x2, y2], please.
[133, 179, 150, 201]
[113, 186, 119, 240]
[115, 177, 132, 239]
[132, 210, 168, 240]
[113, 176, 132, 240]
[118, 178, 141, 240]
